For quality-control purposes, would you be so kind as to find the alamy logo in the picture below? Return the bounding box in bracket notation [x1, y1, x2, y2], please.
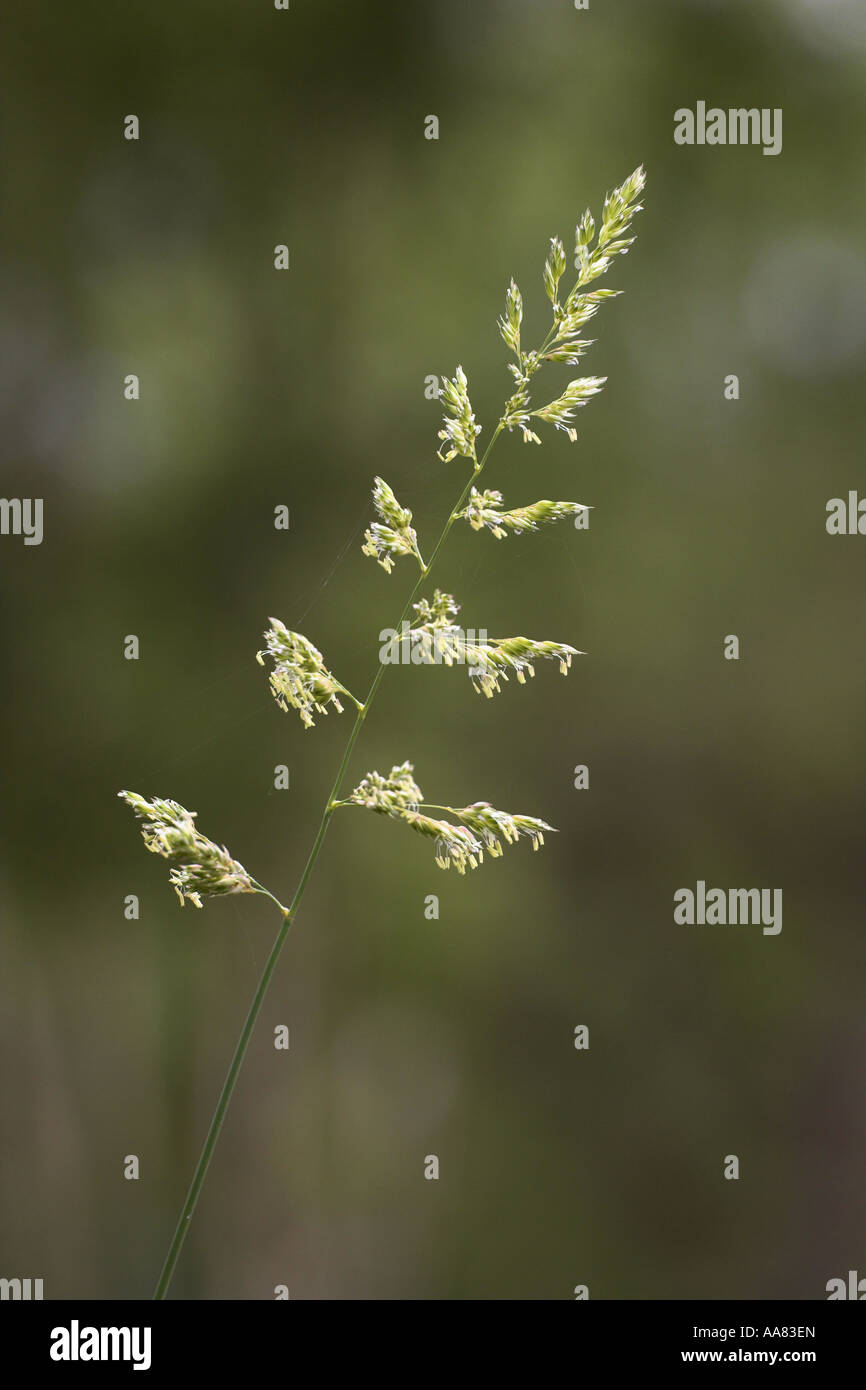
[827, 1271, 866, 1300]
[674, 881, 782, 935]
[379, 623, 489, 666]
[674, 103, 782, 156]
[826, 492, 866, 535]
[50, 1321, 152, 1371]
[0, 1276, 43, 1299]
[0, 498, 43, 545]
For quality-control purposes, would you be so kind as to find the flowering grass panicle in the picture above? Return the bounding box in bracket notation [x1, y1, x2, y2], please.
[463, 633, 579, 698]
[407, 590, 579, 694]
[573, 164, 645, 287]
[457, 487, 590, 538]
[542, 236, 567, 306]
[118, 792, 255, 908]
[411, 588, 461, 629]
[437, 365, 481, 465]
[497, 278, 524, 358]
[343, 761, 423, 815]
[530, 374, 607, 443]
[340, 764, 555, 874]
[452, 801, 554, 855]
[256, 619, 360, 728]
[124, 165, 646, 1300]
[361, 476, 424, 573]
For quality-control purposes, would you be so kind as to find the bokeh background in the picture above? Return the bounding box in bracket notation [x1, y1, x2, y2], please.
[2, 0, 865, 1300]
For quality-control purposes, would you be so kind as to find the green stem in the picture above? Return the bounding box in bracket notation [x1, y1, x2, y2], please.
[152, 727, 363, 1301]
[152, 911, 290, 1300]
[249, 880, 290, 915]
[153, 420, 510, 1299]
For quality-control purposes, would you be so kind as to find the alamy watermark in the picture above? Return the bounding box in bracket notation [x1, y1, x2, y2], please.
[50, 1321, 151, 1371]
[827, 1270, 866, 1300]
[0, 498, 43, 545]
[0, 1276, 43, 1299]
[674, 103, 782, 157]
[674, 880, 782, 935]
[826, 492, 866, 534]
[378, 623, 488, 666]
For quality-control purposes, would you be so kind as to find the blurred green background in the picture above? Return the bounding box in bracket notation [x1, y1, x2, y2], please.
[3, 0, 866, 1299]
